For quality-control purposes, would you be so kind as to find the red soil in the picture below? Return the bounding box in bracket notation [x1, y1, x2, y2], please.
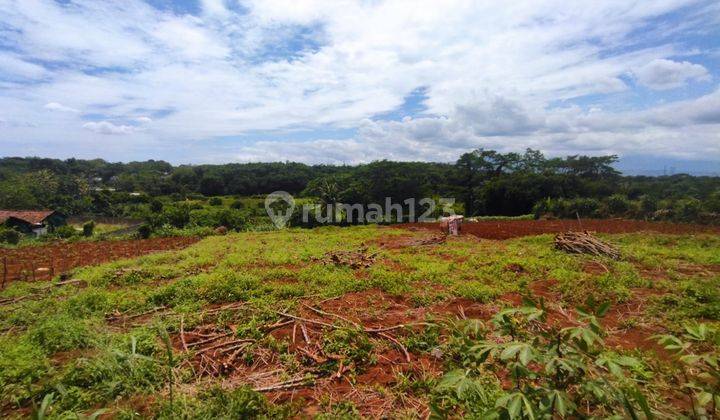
[0, 236, 199, 285]
[396, 219, 720, 240]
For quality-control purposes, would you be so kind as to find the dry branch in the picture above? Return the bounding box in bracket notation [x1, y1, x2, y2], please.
[554, 231, 620, 259]
[253, 376, 315, 392]
[377, 332, 411, 362]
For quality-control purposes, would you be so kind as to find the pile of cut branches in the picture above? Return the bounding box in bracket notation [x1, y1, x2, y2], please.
[554, 231, 621, 259]
[312, 246, 378, 269]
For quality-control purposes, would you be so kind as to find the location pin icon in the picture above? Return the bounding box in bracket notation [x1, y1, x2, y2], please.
[265, 191, 295, 229]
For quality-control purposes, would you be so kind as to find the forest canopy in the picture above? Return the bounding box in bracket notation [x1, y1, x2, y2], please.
[0, 150, 718, 223]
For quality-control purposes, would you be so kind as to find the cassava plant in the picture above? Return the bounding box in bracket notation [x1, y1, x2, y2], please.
[655, 323, 720, 419]
[435, 297, 653, 419]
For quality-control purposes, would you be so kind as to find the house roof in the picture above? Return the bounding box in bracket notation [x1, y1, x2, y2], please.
[0, 210, 57, 225]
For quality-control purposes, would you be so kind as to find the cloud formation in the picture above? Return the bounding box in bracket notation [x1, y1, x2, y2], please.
[44, 102, 79, 113]
[82, 121, 136, 135]
[634, 59, 710, 90]
[0, 0, 718, 165]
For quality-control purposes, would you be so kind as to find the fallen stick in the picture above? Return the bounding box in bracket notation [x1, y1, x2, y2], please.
[263, 319, 294, 331]
[301, 303, 362, 329]
[377, 332, 411, 363]
[0, 294, 38, 306]
[253, 376, 314, 392]
[37, 278, 85, 290]
[187, 332, 232, 348]
[116, 305, 168, 321]
[279, 311, 433, 334]
[198, 339, 254, 354]
[365, 322, 435, 333]
[180, 315, 188, 352]
[223, 342, 252, 356]
[300, 323, 310, 344]
[278, 312, 336, 329]
[202, 302, 246, 315]
[296, 346, 326, 364]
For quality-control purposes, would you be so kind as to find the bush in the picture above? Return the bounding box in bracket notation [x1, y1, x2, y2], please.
[137, 224, 152, 239]
[53, 225, 77, 239]
[230, 199, 245, 209]
[149, 199, 164, 213]
[82, 221, 95, 237]
[638, 195, 658, 214]
[27, 315, 92, 353]
[189, 208, 247, 230]
[566, 197, 600, 218]
[208, 197, 223, 206]
[705, 191, 720, 213]
[0, 227, 21, 245]
[163, 205, 191, 228]
[605, 194, 631, 216]
[674, 198, 702, 222]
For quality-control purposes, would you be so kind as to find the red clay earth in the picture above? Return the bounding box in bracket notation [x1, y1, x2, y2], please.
[397, 218, 720, 240]
[171, 280, 679, 417]
[0, 236, 199, 286]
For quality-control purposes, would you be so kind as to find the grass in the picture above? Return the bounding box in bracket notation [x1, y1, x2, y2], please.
[0, 225, 718, 417]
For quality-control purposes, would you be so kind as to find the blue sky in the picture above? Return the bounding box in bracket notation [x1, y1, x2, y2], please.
[0, 0, 719, 173]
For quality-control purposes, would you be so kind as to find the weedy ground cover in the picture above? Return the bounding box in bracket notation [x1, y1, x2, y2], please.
[0, 225, 718, 418]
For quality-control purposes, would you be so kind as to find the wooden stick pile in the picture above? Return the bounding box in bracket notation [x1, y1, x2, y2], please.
[554, 231, 621, 259]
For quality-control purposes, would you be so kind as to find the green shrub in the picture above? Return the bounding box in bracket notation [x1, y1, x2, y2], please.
[150, 199, 164, 213]
[566, 197, 600, 218]
[137, 224, 152, 239]
[208, 197, 223, 206]
[27, 315, 93, 353]
[82, 221, 95, 237]
[705, 191, 720, 213]
[674, 198, 702, 222]
[156, 386, 280, 419]
[53, 225, 77, 239]
[189, 208, 247, 230]
[0, 337, 51, 406]
[230, 199, 245, 209]
[639, 195, 658, 214]
[0, 226, 21, 244]
[605, 194, 631, 216]
[163, 205, 191, 228]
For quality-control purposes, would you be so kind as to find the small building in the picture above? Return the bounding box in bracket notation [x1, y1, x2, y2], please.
[0, 210, 67, 236]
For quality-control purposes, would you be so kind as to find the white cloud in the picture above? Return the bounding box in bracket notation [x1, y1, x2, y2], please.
[634, 58, 711, 90]
[82, 121, 136, 135]
[0, 52, 47, 80]
[44, 102, 79, 113]
[0, 0, 718, 163]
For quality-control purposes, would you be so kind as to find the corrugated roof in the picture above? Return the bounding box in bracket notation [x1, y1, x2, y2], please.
[0, 210, 56, 225]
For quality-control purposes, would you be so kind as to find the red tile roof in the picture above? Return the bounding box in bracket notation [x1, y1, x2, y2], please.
[0, 210, 56, 225]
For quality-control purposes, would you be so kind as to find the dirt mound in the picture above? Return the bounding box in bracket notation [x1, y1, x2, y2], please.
[311, 246, 378, 269]
[396, 219, 720, 240]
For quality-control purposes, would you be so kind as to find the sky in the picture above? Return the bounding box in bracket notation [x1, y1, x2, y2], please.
[0, 0, 719, 174]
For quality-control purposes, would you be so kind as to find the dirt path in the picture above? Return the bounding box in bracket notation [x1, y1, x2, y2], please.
[397, 218, 720, 240]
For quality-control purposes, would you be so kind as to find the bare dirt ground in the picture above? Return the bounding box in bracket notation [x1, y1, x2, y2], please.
[0, 236, 199, 285]
[397, 218, 720, 239]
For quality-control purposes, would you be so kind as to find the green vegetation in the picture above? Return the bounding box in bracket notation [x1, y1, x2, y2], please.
[0, 226, 719, 417]
[1, 150, 718, 225]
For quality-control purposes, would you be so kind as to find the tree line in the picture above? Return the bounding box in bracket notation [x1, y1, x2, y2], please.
[0, 150, 718, 223]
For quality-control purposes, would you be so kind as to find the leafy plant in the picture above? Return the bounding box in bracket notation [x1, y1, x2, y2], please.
[655, 323, 720, 418]
[436, 298, 652, 419]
